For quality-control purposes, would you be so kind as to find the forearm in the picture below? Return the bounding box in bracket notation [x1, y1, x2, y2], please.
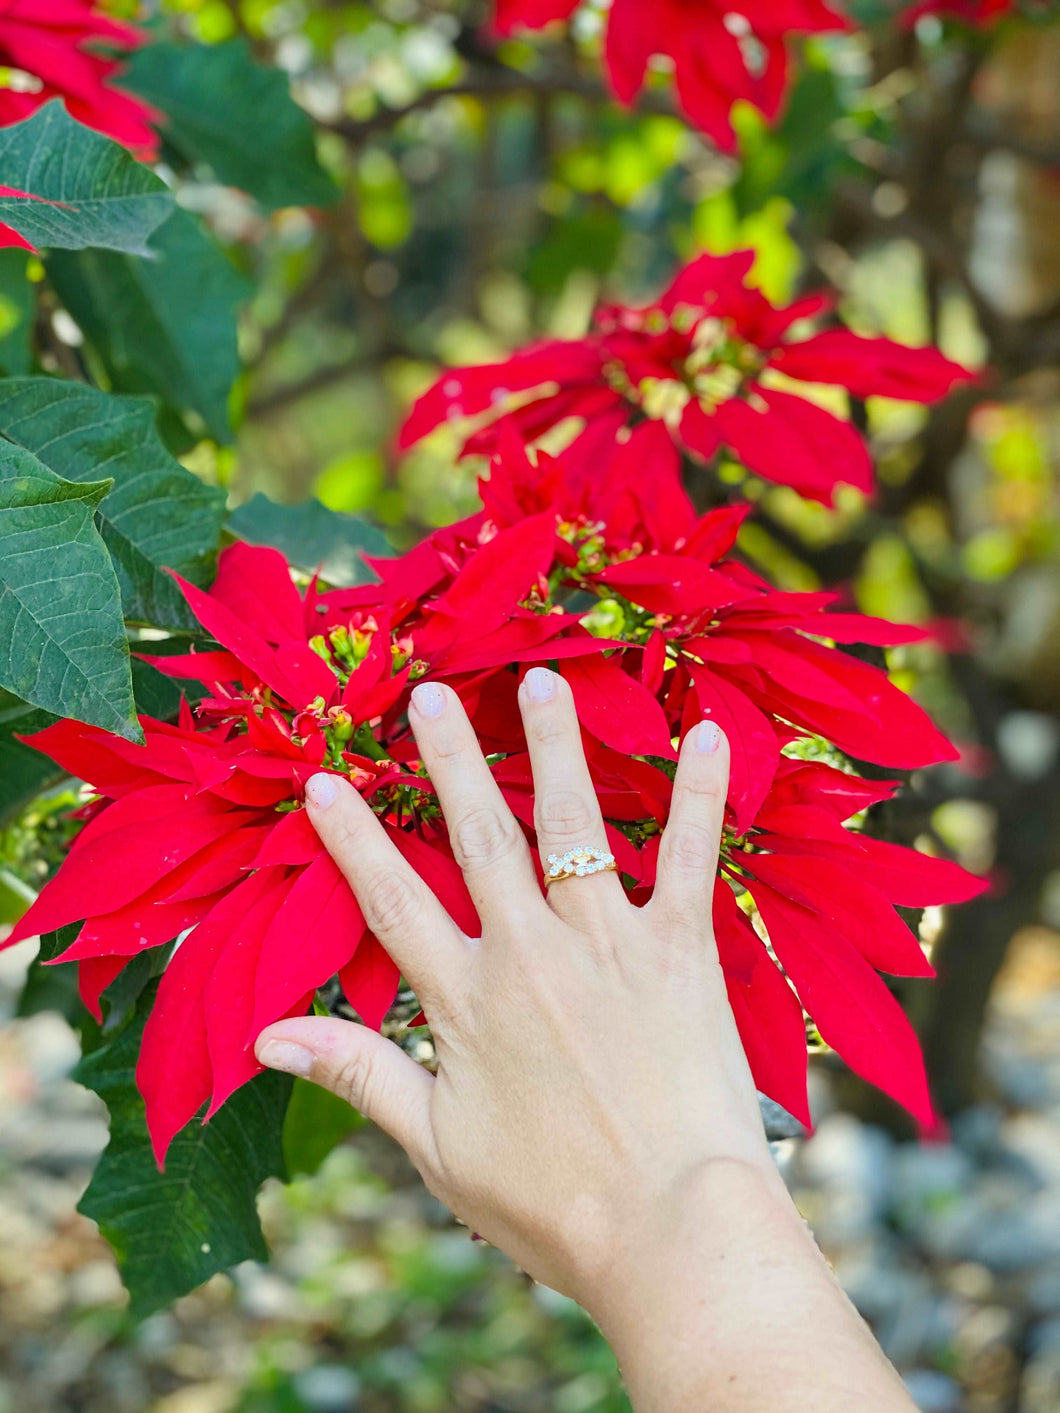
[587, 1159, 916, 1413]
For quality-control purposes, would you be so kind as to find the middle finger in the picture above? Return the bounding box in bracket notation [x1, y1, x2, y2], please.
[408, 680, 541, 930]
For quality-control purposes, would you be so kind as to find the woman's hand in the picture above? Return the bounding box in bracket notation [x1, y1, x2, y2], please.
[255, 666, 773, 1302]
[255, 666, 917, 1413]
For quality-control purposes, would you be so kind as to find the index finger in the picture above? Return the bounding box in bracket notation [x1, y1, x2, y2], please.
[303, 772, 472, 1008]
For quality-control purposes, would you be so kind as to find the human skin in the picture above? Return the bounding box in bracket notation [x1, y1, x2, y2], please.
[255, 667, 917, 1413]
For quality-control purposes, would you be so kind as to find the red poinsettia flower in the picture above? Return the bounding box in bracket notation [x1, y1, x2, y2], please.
[903, 0, 1014, 23]
[492, 0, 852, 152]
[0, 1, 157, 151]
[0, 0, 159, 250]
[5, 436, 986, 1155]
[399, 249, 976, 506]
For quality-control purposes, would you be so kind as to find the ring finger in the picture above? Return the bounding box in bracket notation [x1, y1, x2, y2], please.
[518, 667, 626, 926]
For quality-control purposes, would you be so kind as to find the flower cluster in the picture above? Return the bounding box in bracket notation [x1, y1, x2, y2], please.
[6, 425, 985, 1161]
[400, 249, 976, 506]
[492, 1, 852, 152]
[0, 0, 158, 251]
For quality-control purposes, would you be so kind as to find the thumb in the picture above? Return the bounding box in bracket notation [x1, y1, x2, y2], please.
[255, 1017, 435, 1167]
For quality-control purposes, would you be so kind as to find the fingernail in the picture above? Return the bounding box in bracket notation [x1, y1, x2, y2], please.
[411, 681, 446, 718]
[695, 720, 721, 754]
[256, 1039, 314, 1076]
[524, 667, 555, 702]
[306, 772, 338, 808]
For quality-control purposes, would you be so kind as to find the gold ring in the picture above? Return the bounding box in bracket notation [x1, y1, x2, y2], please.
[544, 844, 618, 887]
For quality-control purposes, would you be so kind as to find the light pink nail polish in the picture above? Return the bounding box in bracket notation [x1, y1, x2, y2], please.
[257, 1039, 314, 1076]
[306, 772, 338, 808]
[696, 719, 721, 754]
[412, 681, 446, 718]
[524, 666, 555, 702]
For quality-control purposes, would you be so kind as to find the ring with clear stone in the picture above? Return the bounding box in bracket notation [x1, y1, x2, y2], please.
[543, 844, 618, 887]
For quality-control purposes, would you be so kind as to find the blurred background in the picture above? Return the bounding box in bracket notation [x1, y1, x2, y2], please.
[1, 1, 1059, 1410]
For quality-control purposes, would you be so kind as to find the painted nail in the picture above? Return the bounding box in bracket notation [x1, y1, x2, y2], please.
[411, 681, 446, 718]
[524, 666, 555, 702]
[696, 719, 721, 754]
[306, 772, 338, 808]
[256, 1039, 314, 1077]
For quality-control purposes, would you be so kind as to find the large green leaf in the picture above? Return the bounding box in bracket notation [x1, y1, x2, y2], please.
[46, 210, 250, 442]
[0, 101, 174, 255]
[227, 493, 391, 585]
[0, 378, 227, 626]
[123, 40, 337, 213]
[76, 985, 293, 1317]
[0, 442, 139, 741]
[0, 248, 34, 375]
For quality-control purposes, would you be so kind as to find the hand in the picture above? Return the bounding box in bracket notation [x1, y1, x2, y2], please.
[254, 665, 776, 1306]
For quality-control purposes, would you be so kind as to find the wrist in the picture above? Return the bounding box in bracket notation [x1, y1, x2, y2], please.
[577, 1156, 915, 1413]
[578, 1152, 799, 1334]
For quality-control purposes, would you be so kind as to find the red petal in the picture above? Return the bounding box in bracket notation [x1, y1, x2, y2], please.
[391, 828, 480, 937]
[841, 836, 989, 907]
[250, 854, 366, 1037]
[562, 655, 675, 758]
[595, 554, 748, 617]
[6, 787, 244, 945]
[398, 339, 602, 448]
[138, 871, 278, 1167]
[742, 852, 934, 977]
[714, 884, 811, 1127]
[687, 663, 778, 834]
[136, 649, 245, 684]
[772, 330, 976, 403]
[716, 388, 873, 504]
[203, 868, 297, 1115]
[168, 572, 315, 707]
[251, 808, 324, 868]
[602, 0, 653, 103]
[338, 933, 400, 1031]
[210, 542, 306, 643]
[78, 956, 127, 1024]
[421, 512, 558, 649]
[744, 878, 935, 1126]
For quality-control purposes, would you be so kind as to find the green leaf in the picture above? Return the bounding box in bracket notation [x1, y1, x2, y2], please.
[0, 101, 174, 255]
[0, 248, 35, 375]
[123, 40, 337, 213]
[282, 1077, 363, 1178]
[76, 985, 294, 1317]
[46, 209, 250, 442]
[0, 697, 63, 823]
[227, 493, 391, 585]
[0, 378, 227, 626]
[0, 442, 139, 741]
[16, 923, 81, 1023]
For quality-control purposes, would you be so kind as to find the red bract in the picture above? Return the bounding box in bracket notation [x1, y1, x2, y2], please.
[6, 439, 985, 1155]
[399, 249, 975, 505]
[0, 1, 157, 151]
[903, 0, 1014, 23]
[492, 0, 851, 151]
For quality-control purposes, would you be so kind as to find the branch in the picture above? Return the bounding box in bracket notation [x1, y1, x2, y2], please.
[325, 66, 677, 143]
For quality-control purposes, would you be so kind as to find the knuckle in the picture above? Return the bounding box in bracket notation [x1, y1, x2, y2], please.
[660, 819, 717, 878]
[674, 771, 725, 806]
[450, 804, 521, 871]
[528, 707, 570, 747]
[537, 788, 596, 840]
[332, 1048, 379, 1108]
[429, 725, 470, 763]
[361, 870, 421, 935]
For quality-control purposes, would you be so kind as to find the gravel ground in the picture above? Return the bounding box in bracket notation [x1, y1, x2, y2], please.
[1, 926, 1058, 1413]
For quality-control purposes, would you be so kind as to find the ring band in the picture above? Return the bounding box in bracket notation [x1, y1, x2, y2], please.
[544, 844, 617, 887]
